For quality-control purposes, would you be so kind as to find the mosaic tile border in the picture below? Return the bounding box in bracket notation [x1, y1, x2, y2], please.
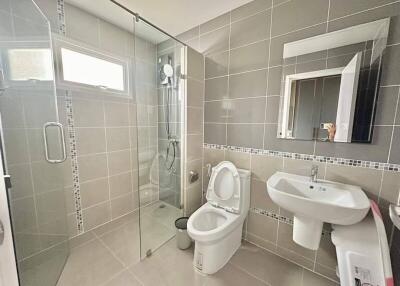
[57, 0, 66, 36]
[249, 207, 332, 235]
[250, 207, 293, 225]
[204, 143, 400, 172]
[65, 92, 84, 234]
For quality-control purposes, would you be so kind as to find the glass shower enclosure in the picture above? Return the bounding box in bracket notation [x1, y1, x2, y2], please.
[132, 15, 185, 258]
[0, 0, 69, 285]
[0, 0, 187, 284]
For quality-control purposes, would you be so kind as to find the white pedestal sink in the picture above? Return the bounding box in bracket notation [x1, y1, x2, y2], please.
[267, 172, 370, 250]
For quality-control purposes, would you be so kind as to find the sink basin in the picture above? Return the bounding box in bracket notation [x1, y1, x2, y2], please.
[267, 172, 370, 249]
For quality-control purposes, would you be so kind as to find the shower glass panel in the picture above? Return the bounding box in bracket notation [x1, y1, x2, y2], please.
[0, 0, 69, 285]
[133, 18, 185, 258]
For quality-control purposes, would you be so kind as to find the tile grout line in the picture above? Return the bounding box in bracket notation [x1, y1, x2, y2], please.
[386, 87, 400, 166]
[227, 260, 271, 286]
[262, 0, 274, 150]
[102, 100, 113, 222]
[243, 238, 339, 284]
[328, 0, 400, 23]
[92, 233, 145, 286]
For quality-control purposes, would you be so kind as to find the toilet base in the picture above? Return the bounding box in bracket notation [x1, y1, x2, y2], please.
[193, 222, 243, 274]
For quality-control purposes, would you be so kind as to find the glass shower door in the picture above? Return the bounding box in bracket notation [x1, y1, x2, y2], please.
[133, 18, 185, 258]
[0, 1, 69, 285]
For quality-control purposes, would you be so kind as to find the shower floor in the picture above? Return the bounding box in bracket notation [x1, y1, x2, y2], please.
[57, 204, 337, 286]
[57, 201, 181, 286]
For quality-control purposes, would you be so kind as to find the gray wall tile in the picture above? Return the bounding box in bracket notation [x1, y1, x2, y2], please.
[205, 77, 229, 101]
[329, 0, 396, 20]
[204, 101, 228, 123]
[0, 10, 13, 39]
[381, 45, 400, 86]
[374, 86, 399, 126]
[227, 97, 266, 123]
[204, 123, 226, 145]
[229, 40, 269, 73]
[227, 124, 264, 148]
[187, 79, 205, 107]
[205, 51, 229, 78]
[325, 164, 383, 201]
[267, 66, 282, 95]
[187, 47, 205, 80]
[388, 15, 400, 45]
[269, 24, 326, 67]
[379, 171, 400, 207]
[78, 154, 108, 182]
[264, 124, 315, 154]
[315, 126, 392, 162]
[389, 127, 400, 164]
[73, 99, 104, 127]
[80, 178, 109, 208]
[75, 128, 106, 155]
[200, 12, 230, 35]
[177, 26, 199, 42]
[199, 26, 230, 55]
[271, 0, 329, 37]
[229, 70, 267, 99]
[231, 0, 272, 22]
[327, 2, 400, 33]
[265, 96, 280, 123]
[230, 11, 271, 49]
[65, 4, 99, 47]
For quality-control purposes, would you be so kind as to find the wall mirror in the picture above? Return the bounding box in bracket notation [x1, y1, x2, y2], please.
[277, 18, 390, 143]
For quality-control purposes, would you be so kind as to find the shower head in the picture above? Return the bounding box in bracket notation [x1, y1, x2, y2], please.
[160, 63, 174, 85]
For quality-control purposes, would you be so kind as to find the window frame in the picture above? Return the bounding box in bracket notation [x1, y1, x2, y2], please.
[53, 36, 130, 97]
[0, 41, 55, 89]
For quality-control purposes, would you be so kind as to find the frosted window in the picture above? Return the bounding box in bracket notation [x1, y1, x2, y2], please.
[61, 48, 125, 91]
[8, 49, 53, 81]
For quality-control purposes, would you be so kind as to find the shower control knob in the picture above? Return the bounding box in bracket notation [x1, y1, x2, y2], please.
[189, 171, 199, 184]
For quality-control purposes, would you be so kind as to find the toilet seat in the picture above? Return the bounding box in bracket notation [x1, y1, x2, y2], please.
[188, 203, 241, 242]
[206, 161, 241, 214]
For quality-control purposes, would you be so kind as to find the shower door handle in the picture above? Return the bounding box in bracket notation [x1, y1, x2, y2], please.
[43, 122, 67, 163]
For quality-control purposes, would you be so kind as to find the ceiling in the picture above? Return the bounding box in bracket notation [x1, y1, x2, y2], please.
[65, 0, 253, 43]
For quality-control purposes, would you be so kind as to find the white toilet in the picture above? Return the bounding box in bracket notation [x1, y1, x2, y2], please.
[187, 161, 251, 274]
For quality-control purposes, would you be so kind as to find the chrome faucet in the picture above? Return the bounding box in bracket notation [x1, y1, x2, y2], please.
[310, 165, 318, 183]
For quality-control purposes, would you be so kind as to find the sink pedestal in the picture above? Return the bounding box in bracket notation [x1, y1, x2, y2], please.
[293, 216, 323, 250]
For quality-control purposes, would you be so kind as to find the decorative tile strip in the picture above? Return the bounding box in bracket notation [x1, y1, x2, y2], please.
[57, 0, 66, 36]
[65, 92, 84, 234]
[250, 207, 293, 225]
[250, 207, 332, 235]
[203, 143, 400, 172]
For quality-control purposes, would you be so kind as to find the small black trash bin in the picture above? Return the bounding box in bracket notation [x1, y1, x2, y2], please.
[175, 217, 191, 250]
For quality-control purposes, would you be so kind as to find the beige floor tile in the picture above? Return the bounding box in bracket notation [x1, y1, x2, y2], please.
[140, 215, 176, 256]
[97, 220, 140, 267]
[141, 201, 182, 229]
[57, 239, 124, 286]
[57, 201, 338, 286]
[302, 269, 339, 286]
[230, 242, 303, 286]
[205, 263, 267, 286]
[101, 270, 142, 286]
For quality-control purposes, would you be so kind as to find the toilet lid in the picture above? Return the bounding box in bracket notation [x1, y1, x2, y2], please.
[206, 161, 241, 213]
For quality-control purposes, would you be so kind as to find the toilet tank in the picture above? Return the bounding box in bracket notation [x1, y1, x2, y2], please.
[238, 168, 251, 215]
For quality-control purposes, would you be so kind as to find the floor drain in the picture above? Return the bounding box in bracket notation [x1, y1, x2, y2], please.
[159, 204, 166, 208]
